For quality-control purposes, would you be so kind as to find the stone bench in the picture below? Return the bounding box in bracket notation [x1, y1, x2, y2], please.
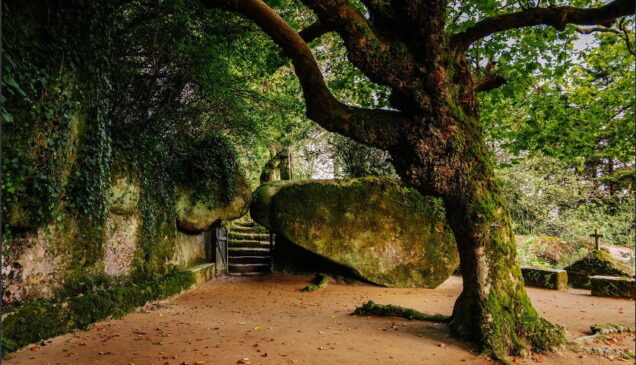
[566, 270, 590, 289]
[189, 263, 216, 286]
[590, 275, 635, 299]
[521, 267, 568, 290]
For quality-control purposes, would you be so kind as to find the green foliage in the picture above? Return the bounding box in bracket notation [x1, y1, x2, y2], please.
[329, 134, 396, 178]
[56, 270, 115, 300]
[482, 24, 635, 194]
[175, 134, 239, 206]
[2, 0, 118, 235]
[497, 154, 635, 247]
[2, 0, 261, 280]
[1, 268, 194, 356]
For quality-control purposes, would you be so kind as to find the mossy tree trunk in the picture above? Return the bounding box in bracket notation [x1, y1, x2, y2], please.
[203, 0, 632, 358]
[276, 145, 291, 180]
[260, 144, 291, 183]
[390, 101, 566, 358]
[440, 152, 565, 357]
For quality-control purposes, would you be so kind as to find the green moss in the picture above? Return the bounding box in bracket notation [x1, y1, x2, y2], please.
[352, 300, 449, 322]
[301, 274, 329, 292]
[591, 323, 635, 335]
[56, 270, 114, 299]
[565, 250, 633, 288]
[251, 178, 459, 288]
[590, 276, 635, 298]
[521, 267, 568, 290]
[2, 269, 194, 357]
[1, 299, 73, 355]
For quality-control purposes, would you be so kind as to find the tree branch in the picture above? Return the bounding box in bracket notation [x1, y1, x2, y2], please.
[451, 0, 635, 51]
[299, 0, 424, 102]
[201, 0, 404, 149]
[298, 20, 331, 43]
[575, 26, 621, 34]
[475, 73, 506, 92]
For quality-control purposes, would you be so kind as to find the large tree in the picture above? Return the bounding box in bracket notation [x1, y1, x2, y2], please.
[202, 0, 634, 360]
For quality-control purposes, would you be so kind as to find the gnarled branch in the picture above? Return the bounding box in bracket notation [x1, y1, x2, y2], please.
[451, 0, 635, 51]
[201, 0, 405, 149]
[475, 73, 506, 92]
[298, 20, 331, 43]
[299, 0, 426, 107]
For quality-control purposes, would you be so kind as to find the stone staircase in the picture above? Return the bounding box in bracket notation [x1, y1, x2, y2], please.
[228, 218, 272, 276]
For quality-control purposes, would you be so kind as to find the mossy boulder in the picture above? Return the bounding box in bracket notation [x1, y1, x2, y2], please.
[564, 250, 634, 288]
[250, 178, 459, 288]
[176, 170, 250, 233]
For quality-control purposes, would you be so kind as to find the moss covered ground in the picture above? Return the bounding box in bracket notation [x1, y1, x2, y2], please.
[1, 269, 194, 357]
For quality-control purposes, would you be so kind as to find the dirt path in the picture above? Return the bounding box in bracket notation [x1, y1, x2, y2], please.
[7, 275, 634, 365]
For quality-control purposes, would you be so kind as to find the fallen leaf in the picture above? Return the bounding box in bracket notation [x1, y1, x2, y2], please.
[531, 353, 544, 363]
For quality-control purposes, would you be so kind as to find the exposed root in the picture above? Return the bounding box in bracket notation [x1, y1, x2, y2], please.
[351, 300, 450, 322]
[301, 274, 329, 292]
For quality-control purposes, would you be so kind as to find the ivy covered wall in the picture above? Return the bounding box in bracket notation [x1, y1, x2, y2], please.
[1, 0, 250, 306]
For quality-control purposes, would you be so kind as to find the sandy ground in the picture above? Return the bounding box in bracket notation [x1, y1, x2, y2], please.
[6, 274, 635, 365]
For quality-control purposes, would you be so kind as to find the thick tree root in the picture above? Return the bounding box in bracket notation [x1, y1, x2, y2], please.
[351, 300, 450, 322]
[301, 274, 329, 292]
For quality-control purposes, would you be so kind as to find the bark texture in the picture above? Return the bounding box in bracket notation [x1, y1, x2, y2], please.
[201, 0, 634, 360]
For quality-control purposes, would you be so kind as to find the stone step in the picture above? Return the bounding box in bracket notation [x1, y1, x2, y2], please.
[229, 263, 270, 274]
[230, 226, 268, 234]
[233, 221, 256, 228]
[227, 272, 268, 277]
[229, 232, 270, 241]
[229, 256, 271, 265]
[228, 240, 270, 248]
[228, 247, 270, 256]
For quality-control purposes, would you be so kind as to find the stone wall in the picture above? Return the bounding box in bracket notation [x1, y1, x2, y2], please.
[173, 231, 207, 268]
[3, 172, 248, 305]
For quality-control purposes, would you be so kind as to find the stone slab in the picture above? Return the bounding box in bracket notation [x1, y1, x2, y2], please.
[590, 275, 635, 299]
[521, 267, 568, 290]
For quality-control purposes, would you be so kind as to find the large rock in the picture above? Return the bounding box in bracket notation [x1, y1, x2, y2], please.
[250, 178, 459, 288]
[176, 171, 250, 233]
